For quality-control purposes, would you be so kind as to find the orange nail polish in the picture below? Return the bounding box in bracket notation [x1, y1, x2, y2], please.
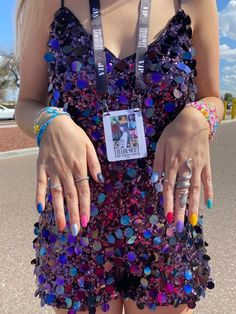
[189, 213, 198, 226]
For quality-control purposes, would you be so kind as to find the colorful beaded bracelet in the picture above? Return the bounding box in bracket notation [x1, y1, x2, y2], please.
[34, 107, 71, 147]
[185, 100, 219, 141]
[33, 106, 67, 135]
[33, 106, 70, 135]
[33, 106, 61, 128]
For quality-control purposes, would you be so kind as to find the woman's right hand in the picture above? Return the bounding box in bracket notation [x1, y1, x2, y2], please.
[35, 114, 104, 236]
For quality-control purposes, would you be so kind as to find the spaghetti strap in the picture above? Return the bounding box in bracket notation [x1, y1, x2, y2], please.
[178, 0, 182, 10]
[61, 0, 64, 8]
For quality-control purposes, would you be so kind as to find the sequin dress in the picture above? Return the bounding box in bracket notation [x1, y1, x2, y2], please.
[31, 2, 214, 313]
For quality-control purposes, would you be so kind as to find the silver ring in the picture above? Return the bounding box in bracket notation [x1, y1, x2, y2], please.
[164, 179, 175, 183]
[178, 190, 189, 208]
[74, 176, 90, 183]
[176, 158, 193, 181]
[50, 183, 62, 190]
[175, 180, 191, 189]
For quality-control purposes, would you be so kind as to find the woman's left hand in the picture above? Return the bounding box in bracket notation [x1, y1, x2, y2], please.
[152, 106, 214, 232]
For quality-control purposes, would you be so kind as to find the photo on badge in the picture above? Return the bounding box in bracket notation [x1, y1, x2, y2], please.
[103, 108, 147, 161]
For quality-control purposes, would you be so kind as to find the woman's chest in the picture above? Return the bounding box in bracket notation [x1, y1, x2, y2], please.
[45, 7, 198, 127]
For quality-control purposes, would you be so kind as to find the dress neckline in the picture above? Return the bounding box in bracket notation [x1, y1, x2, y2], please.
[50, 6, 192, 62]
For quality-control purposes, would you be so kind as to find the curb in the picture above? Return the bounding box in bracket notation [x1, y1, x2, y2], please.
[221, 119, 236, 124]
[0, 147, 39, 160]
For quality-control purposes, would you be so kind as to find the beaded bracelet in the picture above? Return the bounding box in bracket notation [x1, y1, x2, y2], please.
[36, 113, 58, 147]
[185, 100, 219, 141]
[36, 112, 70, 147]
[34, 108, 71, 147]
[33, 107, 70, 136]
[34, 106, 63, 132]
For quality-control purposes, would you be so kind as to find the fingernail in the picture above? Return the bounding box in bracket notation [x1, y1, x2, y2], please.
[176, 221, 184, 233]
[81, 215, 88, 228]
[151, 171, 159, 183]
[207, 199, 213, 209]
[71, 223, 79, 236]
[37, 203, 43, 214]
[189, 213, 198, 226]
[97, 172, 105, 183]
[167, 212, 173, 224]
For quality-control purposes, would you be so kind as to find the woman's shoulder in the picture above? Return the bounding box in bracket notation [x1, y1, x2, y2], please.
[183, 0, 218, 34]
[183, 0, 217, 20]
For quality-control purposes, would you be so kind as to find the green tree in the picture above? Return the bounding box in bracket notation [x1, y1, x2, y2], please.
[224, 92, 233, 103]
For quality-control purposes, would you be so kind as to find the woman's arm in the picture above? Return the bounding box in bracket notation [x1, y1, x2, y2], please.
[191, 0, 224, 122]
[152, 0, 222, 230]
[15, 0, 58, 138]
[15, 0, 103, 236]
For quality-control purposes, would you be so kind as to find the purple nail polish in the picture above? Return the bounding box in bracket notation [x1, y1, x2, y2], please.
[176, 221, 184, 233]
[97, 172, 105, 183]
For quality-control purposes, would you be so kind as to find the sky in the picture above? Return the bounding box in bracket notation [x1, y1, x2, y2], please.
[0, 0, 236, 98]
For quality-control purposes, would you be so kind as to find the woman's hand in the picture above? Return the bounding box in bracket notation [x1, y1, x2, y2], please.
[35, 114, 104, 236]
[152, 106, 214, 231]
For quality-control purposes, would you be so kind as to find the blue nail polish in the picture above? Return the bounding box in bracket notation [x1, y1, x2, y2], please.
[37, 203, 43, 214]
[151, 171, 159, 184]
[71, 223, 79, 236]
[176, 221, 184, 233]
[97, 172, 105, 183]
[207, 199, 213, 209]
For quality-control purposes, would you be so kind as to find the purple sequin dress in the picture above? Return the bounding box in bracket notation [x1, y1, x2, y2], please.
[31, 3, 214, 313]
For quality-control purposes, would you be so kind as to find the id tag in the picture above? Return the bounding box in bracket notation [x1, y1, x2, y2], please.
[103, 108, 147, 162]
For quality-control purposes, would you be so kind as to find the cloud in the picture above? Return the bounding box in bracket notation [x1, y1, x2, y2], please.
[220, 44, 236, 62]
[221, 65, 236, 95]
[219, 0, 236, 40]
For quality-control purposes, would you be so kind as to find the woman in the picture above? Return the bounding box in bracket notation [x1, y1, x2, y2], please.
[15, 0, 223, 313]
[117, 116, 129, 150]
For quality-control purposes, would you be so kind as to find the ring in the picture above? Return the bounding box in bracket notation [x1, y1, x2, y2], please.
[175, 158, 192, 206]
[163, 178, 176, 187]
[175, 180, 191, 189]
[176, 158, 193, 181]
[164, 179, 175, 183]
[50, 183, 62, 190]
[74, 176, 90, 183]
[178, 190, 189, 208]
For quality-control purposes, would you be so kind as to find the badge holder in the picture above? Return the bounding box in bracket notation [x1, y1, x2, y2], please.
[103, 106, 147, 161]
[89, 0, 151, 162]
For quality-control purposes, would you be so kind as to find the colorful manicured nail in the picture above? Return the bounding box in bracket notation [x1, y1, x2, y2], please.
[189, 213, 198, 226]
[71, 223, 79, 236]
[37, 203, 43, 214]
[207, 199, 213, 209]
[81, 215, 88, 228]
[167, 212, 173, 224]
[97, 172, 105, 183]
[176, 221, 184, 233]
[151, 171, 159, 183]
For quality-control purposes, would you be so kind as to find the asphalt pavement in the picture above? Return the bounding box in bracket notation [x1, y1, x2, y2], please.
[0, 121, 235, 314]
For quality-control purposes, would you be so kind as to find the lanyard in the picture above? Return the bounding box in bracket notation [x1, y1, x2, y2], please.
[89, 0, 152, 103]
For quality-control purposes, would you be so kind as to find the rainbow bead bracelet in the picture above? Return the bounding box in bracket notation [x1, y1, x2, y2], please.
[185, 100, 219, 141]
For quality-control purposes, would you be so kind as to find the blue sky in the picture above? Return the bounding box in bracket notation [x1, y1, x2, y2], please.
[1, 0, 236, 97]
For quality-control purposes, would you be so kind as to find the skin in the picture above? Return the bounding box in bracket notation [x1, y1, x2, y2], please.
[15, 0, 224, 313]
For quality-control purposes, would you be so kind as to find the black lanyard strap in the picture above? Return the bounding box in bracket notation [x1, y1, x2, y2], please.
[135, 0, 152, 90]
[89, 0, 152, 100]
[89, 0, 108, 95]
